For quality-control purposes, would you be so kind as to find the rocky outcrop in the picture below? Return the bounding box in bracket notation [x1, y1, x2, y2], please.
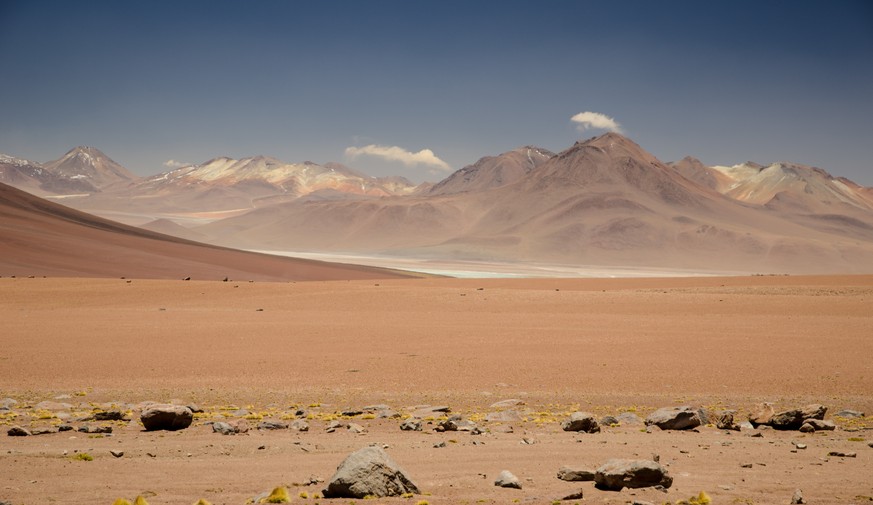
[594, 459, 673, 491]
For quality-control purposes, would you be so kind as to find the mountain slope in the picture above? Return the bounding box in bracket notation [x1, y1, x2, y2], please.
[199, 133, 873, 274]
[42, 146, 139, 192]
[0, 182, 414, 281]
[429, 146, 553, 196]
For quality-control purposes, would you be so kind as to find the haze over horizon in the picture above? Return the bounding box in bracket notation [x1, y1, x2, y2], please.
[1, 0, 871, 185]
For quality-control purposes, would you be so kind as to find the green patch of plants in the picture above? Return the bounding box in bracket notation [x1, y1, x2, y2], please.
[263, 487, 290, 503]
[72, 452, 93, 461]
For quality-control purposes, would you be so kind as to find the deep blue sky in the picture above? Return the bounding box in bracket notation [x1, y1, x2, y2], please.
[1, 0, 871, 184]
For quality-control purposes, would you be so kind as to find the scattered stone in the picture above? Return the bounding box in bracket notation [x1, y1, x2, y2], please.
[799, 423, 815, 433]
[347, 423, 366, 434]
[326, 420, 344, 432]
[520, 437, 537, 445]
[342, 408, 364, 417]
[795, 443, 807, 450]
[836, 409, 865, 418]
[212, 422, 235, 435]
[494, 470, 522, 489]
[556, 465, 596, 482]
[562, 412, 600, 433]
[437, 416, 478, 432]
[186, 404, 204, 414]
[322, 446, 419, 498]
[740, 463, 753, 468]
[594, 459, 673, 491]
[828, 451, 857, 458]
[716, 410, 740, 431]
[410, 405, 450, 418]
[29, 427, 56, 435]
[433, 441, 446, 448]
[290, 419, 309, 432]
[697, 408, 711, 425]
[560, 490, 585, 501]
[58, 425, 73, 432]
[489, 399, 525, 409]
[868, 442, 873, 449]
[78, 425, 112, 434]
[770, 409, 806, 430]
[1, 398, 18, 409]
[229, 419, 249, 434]
[645, 406, 701, 430]
[492, 424, 514, 434]
[400, 419, 422, 431]
[140, 404, 193, 431]
[791, 488, 805, 504]
[110, 450, 124, 458]
[616, 412, 643, 425]
[7, 426, 31, 436]
[257, 421, 288, 430]
[738, 421, 756, 432]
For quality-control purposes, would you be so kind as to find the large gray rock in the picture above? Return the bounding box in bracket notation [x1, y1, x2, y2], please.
[800, 404, 827, 421]
[322, 446, 419, 498]
[615, 412, 643, 426]
[645, 406, 701, 430]
[557, 465, 596, 481]
[562, 412, 600, 433]
[140, 404, 193, 431]
[594, 459, 673, 491]
[494, 470, 522, 489]
[836, 409, 865, 418]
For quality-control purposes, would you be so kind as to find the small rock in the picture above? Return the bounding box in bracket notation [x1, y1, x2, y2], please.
[93, 410, 125, 421]
[561, 490, 585, 500]
[486, 410, 523, 422]
[212, 421, 236, 435]
[110, 450, 124, 458]
[322, 446, 419, 498]
[290, 419, 309, 432]
[600, 415, 619, 426]
[799, 422, 815, 433]
[433, 441, 446, 448]
[78, 425, 112, 434]
[494, 470, 522, 489]
[836, 409, 865, 418]
[795, 443, 807, 450]
[341, 408, 364, 417]
[257, 421, 288, 430]
[645, 406, 701, 430]
[7, 426, 31, 437]
[562, 412, 600, 433]
[30, 427, 58, 436]
[738, 421, 756, 431]
[791, 488, 804, 504]
[800, 404, 827, 421]
[594, 459, 672, 490]
[740, 463, 753, 468]
[347, 422, 366, 434]
[556, 465, 595, 482]
[400, 419, 422, 431]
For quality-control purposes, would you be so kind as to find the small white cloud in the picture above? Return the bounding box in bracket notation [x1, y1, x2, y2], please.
[345, 144, 452, 172]
[570, 111, 624, 134]
[162, 159, 190, 169]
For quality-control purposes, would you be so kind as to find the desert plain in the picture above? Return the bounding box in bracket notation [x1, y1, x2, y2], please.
[1, 273, 872, 505]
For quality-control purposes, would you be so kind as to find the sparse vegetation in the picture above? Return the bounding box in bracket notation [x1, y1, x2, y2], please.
[72, 452, 93, 461]
[263, 486, 290, 503]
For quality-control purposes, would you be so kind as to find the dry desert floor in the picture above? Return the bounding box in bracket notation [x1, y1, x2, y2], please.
[1, 274, 872, 505]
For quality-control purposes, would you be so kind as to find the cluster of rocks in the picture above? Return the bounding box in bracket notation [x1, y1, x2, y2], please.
[493, 458, 671, 494]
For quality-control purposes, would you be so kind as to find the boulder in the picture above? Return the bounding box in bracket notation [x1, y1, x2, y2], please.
[290, 419, 309, 432]
[770, 409, 806, 430]
[800, 404, 827, 421]
[93, 410, 126, 421]
[715, 410, 740, 431]
[7, 426, 31, 436]
[562, 412, 600, 433]
[437, 415, 477, 432]
[140, 404, 193, 431]
[494, 470, 522, 489]
[804, 419, 836, 431]
[595, 459, 673, 491]
[556, 465, 596, 481]
[645, 406, 701, 430]
[748, 403, 775, 427]
[322, 446, 419, 498]
[600, 415, 619, 426]
[791, 488, 804, 504]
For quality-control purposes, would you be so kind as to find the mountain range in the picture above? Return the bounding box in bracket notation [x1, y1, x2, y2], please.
[2, 133, 872, 275]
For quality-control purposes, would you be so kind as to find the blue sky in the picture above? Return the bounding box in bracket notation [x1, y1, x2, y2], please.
[1, 0, 871, 184]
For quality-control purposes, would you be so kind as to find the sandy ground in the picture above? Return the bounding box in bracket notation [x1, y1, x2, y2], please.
[1, 274, 872, 504]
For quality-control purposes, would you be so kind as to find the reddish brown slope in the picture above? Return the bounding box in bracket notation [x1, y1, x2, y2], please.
[0, 182, 414, 281]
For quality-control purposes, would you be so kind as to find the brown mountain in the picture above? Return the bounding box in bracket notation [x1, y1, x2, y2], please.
[198, 133, 873, 274]
[429, 146, 553, 196]
[0, 181, 414, 281]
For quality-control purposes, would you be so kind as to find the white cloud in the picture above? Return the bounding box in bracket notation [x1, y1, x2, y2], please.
[345, 144, 452, 172]
[162, 159, 190, 169]
[570, 111, 624, 134]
